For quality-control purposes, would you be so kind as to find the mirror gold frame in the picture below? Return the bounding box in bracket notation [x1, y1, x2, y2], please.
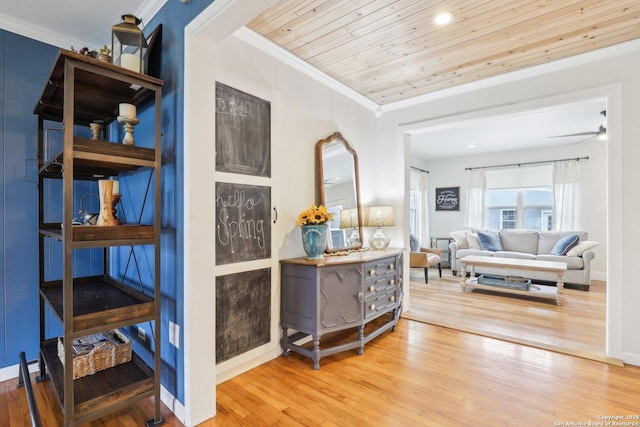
[316, 132, 363, 253]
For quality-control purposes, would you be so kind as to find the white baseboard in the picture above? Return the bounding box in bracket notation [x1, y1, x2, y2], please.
[0, 360, 40, 383]
[161, 385, 185, 424]
[622, 352, 640, 368]
[592, 270, 606, 281]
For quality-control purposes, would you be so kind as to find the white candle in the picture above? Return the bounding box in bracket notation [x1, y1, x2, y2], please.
[112, 180, 119, 195]
[119, 103, 136, 118]
[120, 53, 141, 72]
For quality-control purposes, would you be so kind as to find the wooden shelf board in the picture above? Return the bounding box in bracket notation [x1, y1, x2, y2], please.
[40, 276, 155, 334]
[40, 224, 155, 244]
[40, 338, 155, 423]
[34, 49, 162, 126]
[40, 137, 156, 179]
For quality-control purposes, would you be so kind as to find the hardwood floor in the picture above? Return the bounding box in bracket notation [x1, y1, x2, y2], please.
[5, 274, 638, 426]
[404, 267, 612, 364]
[4, 318, 640, 426]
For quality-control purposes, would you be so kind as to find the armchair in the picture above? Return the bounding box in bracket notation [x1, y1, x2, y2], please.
[410, 247, 442, 283]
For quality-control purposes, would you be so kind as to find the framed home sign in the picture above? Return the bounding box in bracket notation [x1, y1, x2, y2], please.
[435, 187, 460, 211]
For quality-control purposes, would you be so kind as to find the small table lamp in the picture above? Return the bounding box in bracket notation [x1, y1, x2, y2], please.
[364, 205, 395, 250]
[340, 208, 361, 246]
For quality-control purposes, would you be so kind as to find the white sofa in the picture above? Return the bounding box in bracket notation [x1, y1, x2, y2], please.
[449, 229, 598, 290]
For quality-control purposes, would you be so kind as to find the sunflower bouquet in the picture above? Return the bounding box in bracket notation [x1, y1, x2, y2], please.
[296, 204, 333, 226]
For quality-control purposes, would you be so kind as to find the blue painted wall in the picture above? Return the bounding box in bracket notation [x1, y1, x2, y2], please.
[0, 0, 215, 404]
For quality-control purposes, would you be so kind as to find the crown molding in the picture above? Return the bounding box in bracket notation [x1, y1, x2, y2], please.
[137, 0, 168, 29]
[0, 0, 166, 50]
[381, 38, 640, 112]
[234, 26, 640, 116]
[233, 26, 379, 112]
[0, 12, 88, 50]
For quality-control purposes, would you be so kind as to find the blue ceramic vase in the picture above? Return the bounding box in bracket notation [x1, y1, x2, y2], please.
[301, 224, 329, 260]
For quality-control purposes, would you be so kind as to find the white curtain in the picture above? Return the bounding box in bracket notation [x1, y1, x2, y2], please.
[411, 169, 430, 246]
[553, 160, 578, 230]
[465, 169, 486, 229]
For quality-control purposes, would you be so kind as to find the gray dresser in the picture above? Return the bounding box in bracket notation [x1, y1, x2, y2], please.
[280, 248, 403, 369]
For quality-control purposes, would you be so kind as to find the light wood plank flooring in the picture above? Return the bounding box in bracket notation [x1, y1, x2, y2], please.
[404, 267, 611, 364]
[4, 318, 640, 426]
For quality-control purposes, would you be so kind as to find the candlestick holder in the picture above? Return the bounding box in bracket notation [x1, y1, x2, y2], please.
[89, 122, 105, 140]
[117, 115, 140, 146]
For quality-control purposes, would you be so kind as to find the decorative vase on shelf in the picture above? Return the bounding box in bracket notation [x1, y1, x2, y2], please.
[301, 224, 329, 260]
[96, 179, 117, 226]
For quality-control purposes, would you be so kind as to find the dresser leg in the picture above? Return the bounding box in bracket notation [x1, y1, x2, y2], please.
[312, 334, 321, 370]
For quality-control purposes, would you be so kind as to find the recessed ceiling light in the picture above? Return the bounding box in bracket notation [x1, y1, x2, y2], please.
[433, 12, 454, 26]
[467, 144, 476, 148]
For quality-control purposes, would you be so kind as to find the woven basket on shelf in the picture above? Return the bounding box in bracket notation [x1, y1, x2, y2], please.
[57, 329, 131, 379]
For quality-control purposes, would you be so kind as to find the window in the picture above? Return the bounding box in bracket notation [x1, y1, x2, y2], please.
[486, 187, 553, 231]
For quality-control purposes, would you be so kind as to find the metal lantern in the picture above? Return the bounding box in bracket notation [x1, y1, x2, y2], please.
[111, 14, 148, 74]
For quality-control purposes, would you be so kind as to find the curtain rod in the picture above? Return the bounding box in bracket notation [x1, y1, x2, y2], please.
[410, 166, 429, 173]
[465, 156, 589, 171]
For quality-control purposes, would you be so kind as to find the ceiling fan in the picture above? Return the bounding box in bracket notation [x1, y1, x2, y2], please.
[548, 110, 607, 140]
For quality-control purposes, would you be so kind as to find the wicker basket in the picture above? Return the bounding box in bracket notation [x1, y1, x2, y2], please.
[57, 329, 131, 379]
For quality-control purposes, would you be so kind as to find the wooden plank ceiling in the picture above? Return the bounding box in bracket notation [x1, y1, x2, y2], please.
[248, 0, 640, 106]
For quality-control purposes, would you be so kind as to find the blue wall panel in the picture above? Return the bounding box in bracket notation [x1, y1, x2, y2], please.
[2, 32, 56, 365]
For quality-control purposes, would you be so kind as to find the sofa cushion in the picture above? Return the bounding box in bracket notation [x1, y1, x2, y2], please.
[494, 251, 536, 261]
[535, 254, 584, 269]
[455, 248, 494, 259]
[499, 230, 539, 254]
[465, 232, 483, 250]
[450, 230, 469, 249]
[537, 231, 588, 254]
[477, 231, 503, 251]
[566, 240, 599, 257]
[550, 234, 580, 255]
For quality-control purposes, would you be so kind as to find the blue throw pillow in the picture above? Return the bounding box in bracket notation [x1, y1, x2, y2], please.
[477, 231, 503, 251]
[550, 234, 579, 255]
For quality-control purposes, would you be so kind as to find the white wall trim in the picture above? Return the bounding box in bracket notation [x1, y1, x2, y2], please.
[0, 361, 39, 383]
[183, 1, 279, 425]
[161, 385, 186, 425]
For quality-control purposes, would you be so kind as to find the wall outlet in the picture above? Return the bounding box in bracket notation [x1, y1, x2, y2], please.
[169, 321, 180, 349]
[137, 326, 146, 341]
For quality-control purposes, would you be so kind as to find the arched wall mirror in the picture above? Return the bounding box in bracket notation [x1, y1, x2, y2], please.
[316, 132, 363, 253]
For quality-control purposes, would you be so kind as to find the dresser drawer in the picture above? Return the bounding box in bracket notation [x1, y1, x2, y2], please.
[364, 288, 399, 319]
[364, 256, 398, 280]
[364, 275, 397, 298]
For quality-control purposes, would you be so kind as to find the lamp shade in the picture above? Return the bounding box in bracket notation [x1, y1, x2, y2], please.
[340, 208, 359, 229]
[364, 205, 395, 228]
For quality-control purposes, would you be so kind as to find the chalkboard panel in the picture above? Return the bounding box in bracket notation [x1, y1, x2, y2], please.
[215, 182, 271, 265]
[216, 268, 271, 364]
[215, 82, 271, 177]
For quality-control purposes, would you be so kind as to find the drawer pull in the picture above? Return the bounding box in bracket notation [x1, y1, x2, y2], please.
[370, 304, 376, 311]
[388, 264, 395, 270]
[389, 279, 395, 285]
[390, 295, 395, 302]
[369, 270, 376, 276]
[369, 285, 376, 292]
